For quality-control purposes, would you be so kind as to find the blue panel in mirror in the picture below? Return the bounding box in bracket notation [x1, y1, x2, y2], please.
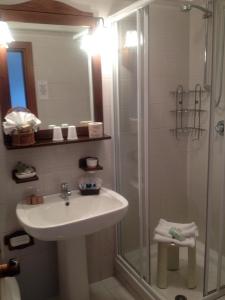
[7, 51, 27, 108]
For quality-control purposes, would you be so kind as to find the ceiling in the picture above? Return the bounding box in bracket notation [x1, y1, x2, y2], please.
[0, 0, 137, 17]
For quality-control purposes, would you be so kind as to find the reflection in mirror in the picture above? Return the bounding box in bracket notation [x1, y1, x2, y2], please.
[8, 22, 93, 129]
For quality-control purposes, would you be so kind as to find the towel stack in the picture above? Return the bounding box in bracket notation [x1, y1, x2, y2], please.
[154, 219, 199, 248]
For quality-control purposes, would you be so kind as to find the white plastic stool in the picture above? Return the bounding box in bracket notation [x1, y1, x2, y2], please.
[157, 242, 196, 289]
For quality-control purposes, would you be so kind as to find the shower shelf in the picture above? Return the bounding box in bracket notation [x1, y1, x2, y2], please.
[170, 90, 207, 96]
[170, 109, 206, 113]
[170, 127, 206, 134]
[170, 84, 206, 140]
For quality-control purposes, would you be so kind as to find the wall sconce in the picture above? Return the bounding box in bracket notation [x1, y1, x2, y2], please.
[0, 21, 14, 48]
[79, 18, 109, 56]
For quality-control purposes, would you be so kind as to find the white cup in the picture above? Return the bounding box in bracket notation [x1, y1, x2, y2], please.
[79, 121, 92, 127]
[86, 158, 98, 168]
[61, 123, 69, 128]
[67, 125, 78, 140]
[48, 124, 56, 129]
[53, 126, 63, 141]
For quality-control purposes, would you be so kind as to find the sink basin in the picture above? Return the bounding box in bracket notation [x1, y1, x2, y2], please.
[16, 187, 128, 241]
[16, 187, 128, 300]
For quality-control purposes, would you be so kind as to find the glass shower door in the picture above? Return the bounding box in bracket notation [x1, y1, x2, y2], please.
[114, 8, 149, 281]
[205, 0, 225, 297]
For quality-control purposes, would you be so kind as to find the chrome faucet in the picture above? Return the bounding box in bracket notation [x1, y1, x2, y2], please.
[61, 183, 71, 205]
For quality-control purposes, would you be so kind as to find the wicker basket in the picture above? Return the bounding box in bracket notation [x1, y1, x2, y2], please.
[6, 107, 36, 146]
[12, 130, 35, 146]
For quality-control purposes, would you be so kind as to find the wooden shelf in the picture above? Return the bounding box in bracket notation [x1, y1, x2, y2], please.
[6, 135, 111, 150]
[170, 90, 208, 95]
[12, 170, 39, 184]
[79, 188, 100, 195]
[170, 109, 206, 113]
[79, 157, 103, 172]
[80, 165, 103, 172]
[170, 127, 206, 133]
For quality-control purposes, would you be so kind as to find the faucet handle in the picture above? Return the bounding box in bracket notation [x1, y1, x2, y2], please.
[61, 182, 69, 190]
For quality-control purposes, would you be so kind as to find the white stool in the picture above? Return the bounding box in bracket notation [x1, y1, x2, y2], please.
[157, 242, 197, 289]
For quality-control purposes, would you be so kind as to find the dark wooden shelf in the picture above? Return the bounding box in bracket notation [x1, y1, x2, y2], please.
[80, 165, 103, 172]
[12, 170, 39, 184]
[6, 135, 111, 150]
[79, 188, 100, 195]
[79, 157, 103, 172]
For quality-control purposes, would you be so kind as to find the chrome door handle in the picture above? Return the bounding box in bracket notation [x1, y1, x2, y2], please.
[215, 120, 224, 136]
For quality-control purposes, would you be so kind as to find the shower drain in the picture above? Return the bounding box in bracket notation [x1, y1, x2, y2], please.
[175, 295, 187, 300]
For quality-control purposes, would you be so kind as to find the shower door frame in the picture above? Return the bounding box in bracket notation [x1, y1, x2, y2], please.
[111, 0, 151, 286]
[204, 0, 225, 298]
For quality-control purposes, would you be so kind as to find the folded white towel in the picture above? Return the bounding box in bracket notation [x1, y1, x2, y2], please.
[154, 233, 196, 248]
[155, 219, 199, 238]
[155, 224, 198, 238]
[153, 219, 198, 248]
[159, 219, 197, 231]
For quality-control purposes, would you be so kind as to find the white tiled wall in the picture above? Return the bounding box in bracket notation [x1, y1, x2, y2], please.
[148, 1, 190, 238]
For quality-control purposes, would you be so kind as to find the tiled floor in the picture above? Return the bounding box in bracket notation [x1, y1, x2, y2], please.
[90, 277, 137, 300]
[125, 242, 207, 300]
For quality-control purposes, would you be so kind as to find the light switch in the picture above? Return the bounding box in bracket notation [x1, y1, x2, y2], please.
[38, 80, 49, 100]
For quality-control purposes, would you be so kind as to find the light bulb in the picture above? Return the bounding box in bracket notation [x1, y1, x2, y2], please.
[0, 21, 14, 48]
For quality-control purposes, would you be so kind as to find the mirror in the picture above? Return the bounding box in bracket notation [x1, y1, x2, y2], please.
[8, 22, 93, 129]
[0, 0, 103, 133]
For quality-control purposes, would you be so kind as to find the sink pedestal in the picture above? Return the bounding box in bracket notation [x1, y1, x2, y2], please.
[16, 188, 128, 300]
[57, 236, 89, 300]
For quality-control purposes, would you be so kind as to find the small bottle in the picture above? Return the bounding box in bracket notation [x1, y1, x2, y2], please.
[36, 189, 44, 204]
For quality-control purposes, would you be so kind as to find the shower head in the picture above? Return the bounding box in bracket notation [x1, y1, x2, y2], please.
[181, 3, 212, 18]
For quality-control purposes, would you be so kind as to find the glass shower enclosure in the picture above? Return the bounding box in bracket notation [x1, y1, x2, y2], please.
[112, 0, 225, 299]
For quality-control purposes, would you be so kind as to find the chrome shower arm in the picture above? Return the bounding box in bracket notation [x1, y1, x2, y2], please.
[181, 3, 212, 18]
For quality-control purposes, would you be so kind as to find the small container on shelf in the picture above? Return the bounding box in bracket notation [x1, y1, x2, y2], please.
[26, 194, 44, 205]
[86, 157, 98, 169]
[88, 122, 103, 138]
[79, 157, 103, 172]
[78, 157, 103, 195]
[23, 186, 44, 205]
[78, 173, 102, 195]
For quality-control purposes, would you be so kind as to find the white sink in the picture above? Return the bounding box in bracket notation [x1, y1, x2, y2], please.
[16, 187, 128, 300]
[16, 188, 128, 241]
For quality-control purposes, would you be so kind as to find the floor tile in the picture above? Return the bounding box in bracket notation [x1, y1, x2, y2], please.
[90, 277, 136, 300]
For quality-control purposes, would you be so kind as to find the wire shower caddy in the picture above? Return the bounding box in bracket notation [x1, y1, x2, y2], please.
[170, 84, 207, 140]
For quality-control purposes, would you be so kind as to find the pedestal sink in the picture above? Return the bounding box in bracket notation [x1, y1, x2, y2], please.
[16, 188, 128, 300]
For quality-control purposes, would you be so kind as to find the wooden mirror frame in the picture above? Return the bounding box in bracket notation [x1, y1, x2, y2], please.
[0, 0, 104, 146]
